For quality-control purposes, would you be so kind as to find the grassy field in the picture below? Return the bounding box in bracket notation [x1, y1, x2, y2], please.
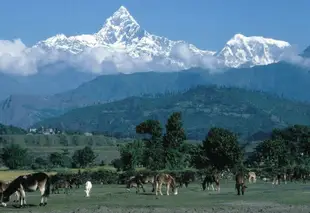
[2, 180, 310, 213]
[0, 166, 119, 182]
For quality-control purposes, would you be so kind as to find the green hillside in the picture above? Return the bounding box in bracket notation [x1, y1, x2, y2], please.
[33, 85, 310, 140]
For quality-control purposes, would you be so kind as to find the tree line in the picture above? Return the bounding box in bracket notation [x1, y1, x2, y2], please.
[1, 112, 310, 176]
[116, 112, 310, 175]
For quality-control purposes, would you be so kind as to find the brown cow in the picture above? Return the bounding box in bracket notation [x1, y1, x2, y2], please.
[126, 174, 155, 193]
[202, 173, 220, 192]
[272, 173, 287, 185]
[154, 173, 178, 196]
[235, 173, 247, 195]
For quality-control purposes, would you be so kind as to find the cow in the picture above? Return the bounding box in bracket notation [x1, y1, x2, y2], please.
[235, 172, 247, 195]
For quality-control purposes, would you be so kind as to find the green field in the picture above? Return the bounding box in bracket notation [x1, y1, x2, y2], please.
[2, 181, 310, 213]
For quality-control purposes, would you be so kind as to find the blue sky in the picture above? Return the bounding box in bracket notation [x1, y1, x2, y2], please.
[1, 0, 309, 52]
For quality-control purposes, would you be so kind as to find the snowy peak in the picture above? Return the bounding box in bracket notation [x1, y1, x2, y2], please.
[32, 8, 292, 72]
[95, 6, 143, 45]
[227, 33, 290, 48]
[217, 33, 291, 67]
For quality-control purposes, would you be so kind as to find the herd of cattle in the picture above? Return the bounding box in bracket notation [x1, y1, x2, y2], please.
[0, 169, 308, 208]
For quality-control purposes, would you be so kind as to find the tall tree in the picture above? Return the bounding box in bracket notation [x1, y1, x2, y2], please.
[252, 139, 290, 169]
[72, 146, 97, 168]
[202, 127, 243, 170]
[163, 112, 187, 169]
[136, 119, 164, 170]
[119, 140, 144, 171]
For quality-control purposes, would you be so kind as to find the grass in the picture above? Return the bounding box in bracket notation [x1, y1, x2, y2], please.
[2, 180, 310, 213]
[0, 165, 118, 181]
[0, 170, 57, 182]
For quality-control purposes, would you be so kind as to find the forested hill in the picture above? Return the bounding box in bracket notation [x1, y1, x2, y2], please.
[0, 123, 26, 135]
[33, 85, 310, 140]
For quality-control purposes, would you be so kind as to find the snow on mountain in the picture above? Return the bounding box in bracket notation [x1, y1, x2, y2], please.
[5, 6, 293, 75]
[216, 34, 291, 68]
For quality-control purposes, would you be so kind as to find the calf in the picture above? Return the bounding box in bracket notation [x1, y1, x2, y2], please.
[52, 179, 71, 194]
[85, 181, 92, 197]
[248, 172, 257, 183]
[235, 173, 247, 195]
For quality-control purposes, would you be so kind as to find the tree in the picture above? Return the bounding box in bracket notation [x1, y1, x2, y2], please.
[252, 139, 290, 168]
[1, 144, 31, 169]
[136, 119, 164, 170]
[119, 140, 144, 171]
[49, 152, 65, 167]
[72, 146, 97, 168]
[202, 127, 243, 170]
[163, 112, 187, 169]
[111, 158, 123, 171]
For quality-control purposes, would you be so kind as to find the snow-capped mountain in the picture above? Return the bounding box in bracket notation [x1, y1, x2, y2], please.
[217, 34, 291, 68]
[32, 6, 291, 72]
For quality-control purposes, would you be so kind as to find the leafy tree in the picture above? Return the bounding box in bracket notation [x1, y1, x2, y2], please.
[202, 127, 243, 170]
[136, 119, 164, 170]
[119, 140, 144, 171]
[272, 125, 310, 156]
[252, 139, 290, 168]
[32, 156, 49, 170]
[72, 146, 97, 168]
[163, 112, 187, 169]
[49, 152, 65, 167]
[1, 144, 31, 169]
[111, 158, 123, 171]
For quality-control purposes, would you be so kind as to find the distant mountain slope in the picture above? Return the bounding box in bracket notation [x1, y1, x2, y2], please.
[32, 85, 310, 140]
[2, 62, 310, 129]
[0, 64, 97, 100]
[0, 69, 211, 128]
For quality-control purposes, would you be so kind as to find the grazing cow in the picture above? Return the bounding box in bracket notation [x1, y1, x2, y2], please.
[126, 174, 155, 193]
[51, 179, 71, 194]
[84, 181, 92, 197]
[272, 173, 287, 185]
[0, 181, 20, 203]
[235, 173, 247, 195]
[154, 173, 178, 196]
[248, 172, 257, 183]
[177, 172, 195, 188]
[1, 172, 50, 207]
[202, 173, 220, 192]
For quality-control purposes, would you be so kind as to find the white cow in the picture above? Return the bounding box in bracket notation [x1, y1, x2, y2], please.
[84, 181, 92, 197]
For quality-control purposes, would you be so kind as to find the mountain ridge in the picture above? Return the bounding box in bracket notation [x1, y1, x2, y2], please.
[31, 85, 310, 140]
[1, 62, 310, 129]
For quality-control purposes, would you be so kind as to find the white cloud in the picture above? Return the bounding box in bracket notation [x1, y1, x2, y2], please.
[0, 38, 307, 76]
[280, 45, 310, 69]
[170, 43, 223, 72]
[0, 39, 37, 75]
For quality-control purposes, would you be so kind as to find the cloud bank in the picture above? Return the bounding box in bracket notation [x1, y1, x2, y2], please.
[0, 38, 309, 76]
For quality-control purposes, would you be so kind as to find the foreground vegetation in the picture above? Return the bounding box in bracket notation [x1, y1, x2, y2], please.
[33, 85, 310, 140]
